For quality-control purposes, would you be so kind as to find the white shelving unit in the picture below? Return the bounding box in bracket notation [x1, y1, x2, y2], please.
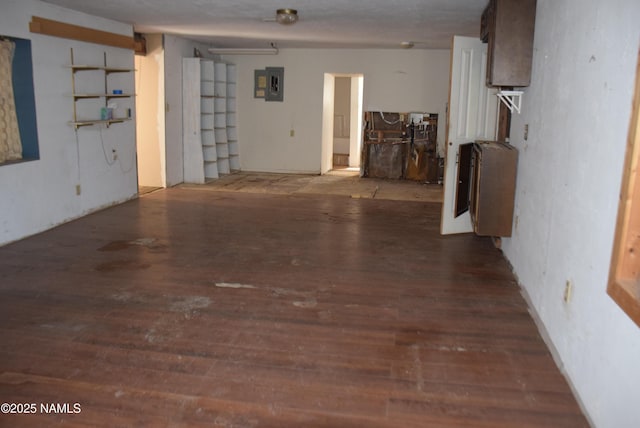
[214, 62, 230, 175]
[226, 63, 240, 171]
[183, 58, 216, 183]
[200, 60, 219, 180]
[182, 58, 239, 183]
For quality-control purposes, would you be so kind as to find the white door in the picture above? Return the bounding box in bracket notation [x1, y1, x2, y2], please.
[440, 36, 498, 235]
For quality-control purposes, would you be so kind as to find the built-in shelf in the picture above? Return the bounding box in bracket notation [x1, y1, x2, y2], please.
[70, 93, 134, 99]
[70, 118, 131, 129]
[68, 48, 134, 128]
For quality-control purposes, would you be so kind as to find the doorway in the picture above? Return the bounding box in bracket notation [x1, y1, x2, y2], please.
[321, 73, 364, 175]
[332, 77, 351, 170]
[134, 34, 165, 193]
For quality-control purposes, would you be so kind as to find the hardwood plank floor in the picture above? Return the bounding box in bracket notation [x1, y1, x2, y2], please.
[0, 188, 588, 427]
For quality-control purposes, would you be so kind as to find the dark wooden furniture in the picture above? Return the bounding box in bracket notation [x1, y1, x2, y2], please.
[481, 0, 537, 87]
[471, 141, 518, 237]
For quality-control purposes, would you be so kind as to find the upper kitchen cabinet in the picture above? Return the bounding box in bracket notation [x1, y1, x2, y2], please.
[481, 0, 537, 87]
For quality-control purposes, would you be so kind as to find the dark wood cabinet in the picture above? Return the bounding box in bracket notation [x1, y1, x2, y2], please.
[470, 141, 518, 237]
[481, 0, 537, 87]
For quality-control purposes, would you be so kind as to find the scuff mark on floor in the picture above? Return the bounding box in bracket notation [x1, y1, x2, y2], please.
[411, 344, 425, 394]
[170, 296, 211, 313]
[293, 298, 317, 308]
[129, 237, 157, 247]
[110, 292, 133, 302]
[271, 287, 320, 309]
[437, 345, 468, 352]
[215, 282, 256, 289]
[213, 281, 322, 309]
[271, 287, 310, 298]
[145, 327, 159, 343]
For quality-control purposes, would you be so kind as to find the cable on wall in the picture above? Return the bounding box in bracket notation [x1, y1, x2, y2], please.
[378, 111, 401, 125]
[99, 127, 117, 166]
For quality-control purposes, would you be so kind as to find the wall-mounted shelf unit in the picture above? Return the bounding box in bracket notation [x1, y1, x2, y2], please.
[68, 48, 133, 129]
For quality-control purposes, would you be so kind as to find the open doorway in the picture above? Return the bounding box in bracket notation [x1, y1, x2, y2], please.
[134, 34, 165, 194]
[332, 77, 352, 170]
[321, 73, 364, 175]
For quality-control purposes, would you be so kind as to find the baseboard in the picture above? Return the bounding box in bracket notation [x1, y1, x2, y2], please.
[510, 265, 595, 427]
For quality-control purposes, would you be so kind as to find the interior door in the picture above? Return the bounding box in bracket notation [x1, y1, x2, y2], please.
[440, 36, 498, 235]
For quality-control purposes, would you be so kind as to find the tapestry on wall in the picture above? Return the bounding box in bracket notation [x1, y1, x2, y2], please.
[0, 39, 22, 163]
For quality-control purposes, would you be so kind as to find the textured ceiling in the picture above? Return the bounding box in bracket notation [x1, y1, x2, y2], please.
[41, 0, 488, 49]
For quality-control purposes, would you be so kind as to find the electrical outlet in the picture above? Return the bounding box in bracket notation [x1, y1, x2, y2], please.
[112, 149, 118, 161]
[290, 129, 295, 137]
[563, 280, 573, 303]
[75, 184, 81, 195]
[524, 124, 529, 141]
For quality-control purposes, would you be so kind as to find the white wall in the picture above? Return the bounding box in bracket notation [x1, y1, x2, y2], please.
[224, 49, 450, 173]
[0, 0, 137, 246]
[501, 0, 640, 426]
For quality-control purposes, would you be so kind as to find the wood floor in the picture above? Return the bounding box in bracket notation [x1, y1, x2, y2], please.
[0, 187, 588, 427]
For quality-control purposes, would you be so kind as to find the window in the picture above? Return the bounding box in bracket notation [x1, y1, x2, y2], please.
[608, 48, 640, 327]
[0, 35, 39, 165]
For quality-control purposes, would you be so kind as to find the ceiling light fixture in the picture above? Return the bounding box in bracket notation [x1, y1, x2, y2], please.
[276, 8, 298, 25]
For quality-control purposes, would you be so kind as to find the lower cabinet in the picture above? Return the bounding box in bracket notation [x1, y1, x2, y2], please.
[470, 141, 518, 237]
